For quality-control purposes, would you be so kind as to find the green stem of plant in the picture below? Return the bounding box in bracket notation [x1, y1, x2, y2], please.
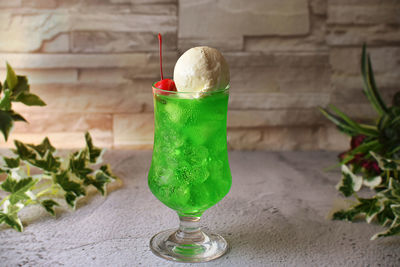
[36, 186, 58, 198]
[24, 199, 38, 206]
[31, 180, 53, 191]
[359, 123, 378, 130]
[395, 170, 399, 180]
[387, 170, 391, 181]
[26, 164, 30, 176]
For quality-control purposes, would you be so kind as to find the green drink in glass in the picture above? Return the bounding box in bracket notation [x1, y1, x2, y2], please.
[148, 85, 231, 262]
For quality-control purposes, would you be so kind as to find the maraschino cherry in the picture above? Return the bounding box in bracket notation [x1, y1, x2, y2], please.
[154, 33, 176, 92]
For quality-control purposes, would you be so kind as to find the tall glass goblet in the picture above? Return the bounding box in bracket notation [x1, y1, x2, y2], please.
[148, 84, 232, 262]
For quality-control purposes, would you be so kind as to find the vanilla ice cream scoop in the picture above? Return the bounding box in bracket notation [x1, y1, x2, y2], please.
[173, 46, 230, 93]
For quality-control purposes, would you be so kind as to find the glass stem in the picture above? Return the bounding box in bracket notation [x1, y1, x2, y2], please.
[175, 216, 205, 243]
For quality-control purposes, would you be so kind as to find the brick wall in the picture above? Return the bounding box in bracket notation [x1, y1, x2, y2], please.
[0, 0, 399, 150]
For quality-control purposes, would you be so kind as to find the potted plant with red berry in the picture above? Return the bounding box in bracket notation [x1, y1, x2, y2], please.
[320, 45, 400, 239]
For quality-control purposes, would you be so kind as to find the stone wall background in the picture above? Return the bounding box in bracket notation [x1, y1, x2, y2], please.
[0, 0, 399, 150]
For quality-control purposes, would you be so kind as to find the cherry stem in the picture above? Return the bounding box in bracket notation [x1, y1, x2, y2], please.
[158, 33, 164, 80]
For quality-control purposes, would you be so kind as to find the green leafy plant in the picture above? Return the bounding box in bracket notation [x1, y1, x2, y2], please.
[320, 45, 400, 239]
[0, 62, 45, 141]
[0, 64, 119, 231]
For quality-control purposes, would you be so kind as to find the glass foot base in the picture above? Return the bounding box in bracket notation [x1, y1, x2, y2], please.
[150, 229, 229, 263]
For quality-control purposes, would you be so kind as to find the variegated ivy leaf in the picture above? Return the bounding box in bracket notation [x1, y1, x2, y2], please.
[336, 164, 363, 197]
[4, 68, 45, 107]
[333, 208, 360, 222]
[376, 201, 395, 226]
[0, 89, 11, 111]
[15, 92, 46, 107]
[388, 178, 400, 199]
[53, 171, 85, 209]
[0, 175, 38, 204]
[5, 62, 18, 90]
[10, 76, 29, 100]
[362, 198, 385, 224]
[371, 217, 400, 240]
[85, 132, 104, 164]
[40, 199, 59, 216]
[69, 150, 93, 180]
[333, 197, 383, 223]
[0, 201, 24, 232]
[363, 175, 382, 189]
[64, 192, 78, 209]
[13, 139, 61, 173]
[0, 114, 25, 142]
[33, 151, 61, 173]
[0, 110, 13, 141]
[27, 137, 55, 157]
[370, 151, 400, 171]
[84, 168, 116, 196]
[1, 64, 45, 141]
[390, 204, 400, 218]
[13, 140, 37, 162]
[2, 156, 20, 170]
[100, 164, 117, 180]
[377, 188, 398, 202]
[3, 156, 20, 169]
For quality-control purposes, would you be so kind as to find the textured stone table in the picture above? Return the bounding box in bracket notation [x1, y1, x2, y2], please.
[1, 151, 400, 266]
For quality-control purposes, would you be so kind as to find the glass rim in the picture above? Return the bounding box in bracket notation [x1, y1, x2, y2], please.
[152, 82, 230, 95]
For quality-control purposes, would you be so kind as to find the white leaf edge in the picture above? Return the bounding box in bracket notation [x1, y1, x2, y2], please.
[363, 175, 382, 189]
[370, 151, 400, 171]
[337, 164, 363, 192]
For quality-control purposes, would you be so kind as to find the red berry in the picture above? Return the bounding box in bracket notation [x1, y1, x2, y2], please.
[350, 134, 366, 149]
[155, 79, 177, 94]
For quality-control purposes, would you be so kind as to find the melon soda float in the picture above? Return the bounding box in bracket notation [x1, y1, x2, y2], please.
[147, 34, 232, 262]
